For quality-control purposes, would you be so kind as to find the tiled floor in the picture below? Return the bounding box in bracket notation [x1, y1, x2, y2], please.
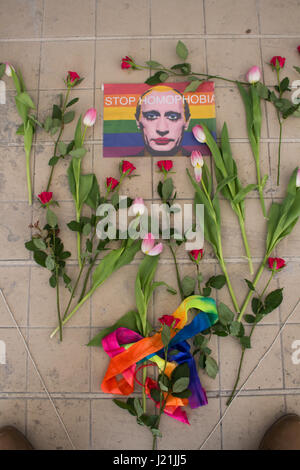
[1, 0, 300, 450]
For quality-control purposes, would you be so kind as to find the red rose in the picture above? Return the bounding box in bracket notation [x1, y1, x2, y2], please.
[268, 257, 286, 271]
[270, 56, 286, 69]
[189, 249, 204, 263]
[38, 191, 53, 205]
[106, 177, 119, 190]
[122, 160, 136, 175]
[121, 56, 134, 70]
[67, 71, 80, 83]
[158, 315, 180, 328]
[157, 160, 173, 172]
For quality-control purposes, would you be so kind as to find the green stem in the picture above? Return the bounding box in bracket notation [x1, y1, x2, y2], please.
[62, 262, 85, 321]
[142, 367, 147, 414]
[25, 151, 32, 206]
[152, 344, 169, 450]
[168, 242, 184, 300]
[55, 265, 62, 342]
[196, 264, 202, 295]
[254, 154, 267, 218]
[237, 212, 254, 275]
[237, 254, 268, 322]
[276, 116, 283, 186]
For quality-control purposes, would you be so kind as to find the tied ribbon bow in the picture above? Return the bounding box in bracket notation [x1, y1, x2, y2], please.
[101, 296, 218, 423]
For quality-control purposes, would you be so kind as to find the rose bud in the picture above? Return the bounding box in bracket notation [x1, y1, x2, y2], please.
[246, 66, 262, 84]
[67, 71, 80, 83]
[270, 56, 286, 69]
[130, 197, 146, 216]
[121, 56, 134, 69]
[38, 191, 53, 205]
[141, 233, 163, 256]
[158, 315, 180, 328]
[268, 257, 286, 271]
[83, 108, 97, 127]
[157, 160, 173, 172]
[106, 177, 119, 190]
[296, 169, 300, 188]
[122, 160, 136, 175]
[4, 62, 15, 77]
[189, 248, 204, 263]
[192, 124, 206, 143]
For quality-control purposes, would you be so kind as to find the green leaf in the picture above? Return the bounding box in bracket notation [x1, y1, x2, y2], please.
[280, 77, 290, 93]
[85, 174, 101, 210]
[15, 92, 35, 109]
[172, 377, 190, 393]
[240, 336, 251, 349]
[205, 356, 219, 379]
[161, 324, 171, 347]
[69, 148, 87, 158]
[151, 428, 162, 438]
[145, 71, 169, 85]
[252, 297, 264, 315]
[52, 104, 62, 119]
[64, 110, 75, 124]
[67, 220, 82, 232]
[162, 177, 174, 201]
[46, 208, 58, 228]
[60, 251, 71, 259]
[193, 335, 208, 349]
[245, 279, 255, 291]
[212, 323, 228, 337]
[245, 314, 256, 324]
[66, 97, 79, 108]
[133, 398, 144, 418]
[293, 66, 300, 75]
[181, 276, 195, 297]
[48, 156, 60, 166]
[232, 184, 257, 204]
[264, 288, 283, 314]
[25, 240, 39, 251]
[170, 62, 191, 75]
[218, 302, 234, 326]
[58, 141, 67, 156]
[49, 274, 57, 288]
[171, 363, 190, 384]
[172, 389, 192, 399]
[16, 124, 25, 135]
[82, 223, 91, 236]
[150, 388, 161, 402]
[33, 250, 47, 267]
[44, 116, 52, 132]
[230, 321, 244, 337]
[0, 63, 5, 79]
[113, 399, 136, 415]
[74, 115, 82, 148]
[255, 82, 270, 100]
[207, 275, 226, 289]
[176, 40, 188, 60]
[33, 238, 46, 250]
[184, 80, 202, 92]
[202, 286, 211, 297]
[146, 60, 162, 68]
[45, 255, 55, 271]
[78, 174, 94, 209]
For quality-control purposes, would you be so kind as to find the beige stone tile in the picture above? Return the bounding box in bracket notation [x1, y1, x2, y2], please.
[91, 398, 155, 449]
[205, 0, 258, 34]
[282, 324, 300, 388]
[97, 0, 150, 36]
[220, 198, 270, 259]
[0, 146, 34, 201]
[207, 39, 262, 87]
[29, 265, 90, 327]
[0, 328, 27, 392]
[151, 0, 204, 34]
[90, 337, 110, 393]
[94, 89, 102, 141]
[286, 394, 300, 413]
[34, 142, 93, 200]
[36, 89, 95, 142]
[267, 143, 300, 198]
[219, 324, 283, 391]
[27, 328, 90, 392]
[277, 262, 300, 323]
[159, 397, 221, 450]
[266, 101, 300, 140]
[261, 38, 300, 86]
[27, 398, 90, 450]
[273, 198, 300, 257]
[91, 264, 138, 327]
[40, 41, 95, 89]
[0, 0, 43, 38]
[94, 146, 152, 200]
[0, 267, 29, 327]
[0, 42, 41, 90]
[0, 91, 38, 144]
[0, 202, 32, 260]
[151, 38, 206, 75]
[95, 39, 150, 86]
[44, 0, 95, 37]
[259, 0, 300, 34]
[0, 399, 26, 433]
[214, 87, 268, 138]
[217, 262, 281, 323]
[221, 395, 285, 449]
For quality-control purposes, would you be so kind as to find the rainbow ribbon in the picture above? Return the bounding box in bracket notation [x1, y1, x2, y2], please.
[101, 296, 218, 423]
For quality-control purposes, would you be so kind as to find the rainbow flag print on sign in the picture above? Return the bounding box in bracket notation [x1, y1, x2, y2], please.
[103, 82, 216, 158]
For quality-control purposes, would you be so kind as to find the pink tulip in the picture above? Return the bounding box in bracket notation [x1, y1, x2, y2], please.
[83, 108, 97, 127]
[130, 197, 146, 216]
[246, 66, 261, 84]
[141, 233, 163, 256]
[296, 169, 300, 188]
[192, 125, 206, 143]
[191, 150, 204, 183]
[4, 62, 14, 77]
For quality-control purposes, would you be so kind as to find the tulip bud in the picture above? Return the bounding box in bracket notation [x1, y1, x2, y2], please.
[191, 150, 204, 183]
[246, 66, 262, 84]
[141, 233, 163, 256]
[130, 197, 146, 216]
[192, 125, 206, 143]
[5, 62, 14, 77]
[38, 191, 53, 205]
[270, 56, 286, 69]
[83, 108, 97, 127]
[296, 169, 300, 188]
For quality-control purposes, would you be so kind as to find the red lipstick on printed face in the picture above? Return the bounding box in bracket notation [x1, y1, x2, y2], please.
[152, 138, 172, 145]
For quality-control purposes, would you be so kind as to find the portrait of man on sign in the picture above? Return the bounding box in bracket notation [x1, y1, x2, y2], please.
[135, 85, 191, 156]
